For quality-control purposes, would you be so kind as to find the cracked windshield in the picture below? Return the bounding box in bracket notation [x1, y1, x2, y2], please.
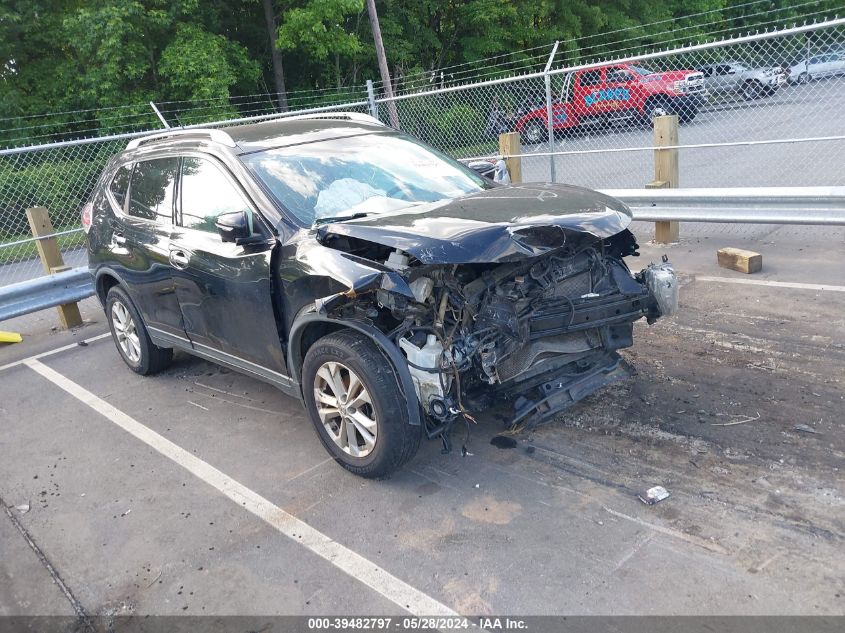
[241, 133, 490, 225]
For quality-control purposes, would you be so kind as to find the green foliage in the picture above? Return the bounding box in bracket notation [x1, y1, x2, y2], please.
[425, 104, 483, 150]
[0, 0, 842, 143]
[277, 0, 364, 60]
[159, 24, 260, 102]
[0, 154, 109, 238]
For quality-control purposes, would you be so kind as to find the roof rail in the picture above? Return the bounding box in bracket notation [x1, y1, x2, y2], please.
[264, 111, 385, 126]
[126, 128, 236, 150]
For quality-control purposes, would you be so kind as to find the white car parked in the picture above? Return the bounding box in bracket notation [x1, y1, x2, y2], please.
[789, 52, 845, 84]
[699, 62, 787, 99]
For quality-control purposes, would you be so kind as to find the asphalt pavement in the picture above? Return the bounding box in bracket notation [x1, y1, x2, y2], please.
[1, 222, 843, 623]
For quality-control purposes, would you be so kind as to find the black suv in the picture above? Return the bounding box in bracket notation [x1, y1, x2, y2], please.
[84, 113, 677, 478]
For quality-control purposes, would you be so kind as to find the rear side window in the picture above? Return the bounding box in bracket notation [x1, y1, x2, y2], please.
[109, 164, 132, 211]
[607, 67, 633, 83]
[128, 158, 179, 223]
[579, 70, 603, 86]
[180, 157, 251, 233]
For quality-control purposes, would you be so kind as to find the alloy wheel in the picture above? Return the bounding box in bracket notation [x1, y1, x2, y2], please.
[650, 105, 669, 120]
[313, 361, 378, 457]
[744, 82, 761, 99]
[525, 122, 544, 144]
[111, 300, 141, 364]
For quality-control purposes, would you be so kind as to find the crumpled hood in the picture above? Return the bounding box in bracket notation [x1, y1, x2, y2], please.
[316, 183, 632, 264]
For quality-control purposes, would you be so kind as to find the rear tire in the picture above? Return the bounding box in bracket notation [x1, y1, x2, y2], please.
[302, 330, 421, 478]
[522, 120, 546, 145]
[105, 286, 172, 375]
[643, 97, 669, 125]
[743, 80, 763, 100]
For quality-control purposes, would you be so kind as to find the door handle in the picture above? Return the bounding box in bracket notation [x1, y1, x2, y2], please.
[113, 232, 126, 246]
[169, 249, 190, 269]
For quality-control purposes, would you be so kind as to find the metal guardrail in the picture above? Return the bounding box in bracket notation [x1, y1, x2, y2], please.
[603, 187, 845, 225]
[0, 267, 93, 322]
[1, 187, 844, 323]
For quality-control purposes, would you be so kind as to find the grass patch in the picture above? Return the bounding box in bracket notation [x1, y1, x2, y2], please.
[451, 140, 500, 159]
[0, 229, 86, 266]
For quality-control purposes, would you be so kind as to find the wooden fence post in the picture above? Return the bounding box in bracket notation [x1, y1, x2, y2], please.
[498, 132, 522, 184]
[649, 115, 680, 243]
[25, 206, 83, 328]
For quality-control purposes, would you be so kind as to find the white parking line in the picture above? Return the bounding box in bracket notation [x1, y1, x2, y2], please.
[23, 358, 457, 618]
[0, 332, 111, 373]
[696, 276, 845, 292]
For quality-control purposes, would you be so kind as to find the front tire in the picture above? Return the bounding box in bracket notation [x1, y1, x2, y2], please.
[677, 102, 698, 124]
[105, 286, 173, 375]
[302, 330, 421, 478]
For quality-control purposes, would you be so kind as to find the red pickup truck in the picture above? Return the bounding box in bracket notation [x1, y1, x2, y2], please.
[515, 63, 706, 143]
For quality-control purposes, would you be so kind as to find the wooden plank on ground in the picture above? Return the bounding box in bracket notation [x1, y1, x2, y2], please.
[717, 247, 763, 274]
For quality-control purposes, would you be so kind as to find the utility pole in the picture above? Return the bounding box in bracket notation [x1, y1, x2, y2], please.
[365, 0, 400, 128]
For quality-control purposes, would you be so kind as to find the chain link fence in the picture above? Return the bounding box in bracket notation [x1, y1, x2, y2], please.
[2, 18, 843, 330]
[374, 19, 845, 190]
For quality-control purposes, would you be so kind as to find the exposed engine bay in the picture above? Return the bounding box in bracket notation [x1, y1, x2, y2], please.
[314, 225, 678, 450]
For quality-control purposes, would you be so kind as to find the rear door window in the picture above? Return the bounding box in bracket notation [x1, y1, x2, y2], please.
[179, 157, 252, 234]
[128, 158, 179, 223]
[606, 67, 634, 83]
[109, 164, 132, 211]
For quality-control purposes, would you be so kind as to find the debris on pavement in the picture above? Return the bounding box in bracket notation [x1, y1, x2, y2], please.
[712, 412, 761, 426]
[490, 435, 518, 449]
[639, 486, 671, 505]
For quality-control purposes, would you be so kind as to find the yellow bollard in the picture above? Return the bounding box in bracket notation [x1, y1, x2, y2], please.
[0, 331, 23, 344]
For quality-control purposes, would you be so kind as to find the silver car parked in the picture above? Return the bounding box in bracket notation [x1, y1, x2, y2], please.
[789, 52, 845, 84]
[699, 62, 787, 99]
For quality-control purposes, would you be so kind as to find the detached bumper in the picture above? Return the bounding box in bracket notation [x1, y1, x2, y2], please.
[509, 351, 635, 428]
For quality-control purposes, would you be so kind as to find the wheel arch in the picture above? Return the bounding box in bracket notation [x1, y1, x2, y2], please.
[94, 268, 128, 305]
[288, 312, 422, 426]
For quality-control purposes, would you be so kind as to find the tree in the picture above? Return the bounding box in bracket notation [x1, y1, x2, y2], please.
[261, 0, 289, 110]
[277, 0, 364, 90]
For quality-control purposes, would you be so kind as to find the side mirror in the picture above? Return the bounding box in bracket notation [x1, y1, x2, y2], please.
[215, 210, 251, 243]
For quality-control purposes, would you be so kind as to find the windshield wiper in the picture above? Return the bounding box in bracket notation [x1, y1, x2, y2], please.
[313, 212, 370, 226]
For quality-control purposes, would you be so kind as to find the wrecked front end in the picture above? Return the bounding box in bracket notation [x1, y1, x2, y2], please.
[307, 188, 678, 447]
